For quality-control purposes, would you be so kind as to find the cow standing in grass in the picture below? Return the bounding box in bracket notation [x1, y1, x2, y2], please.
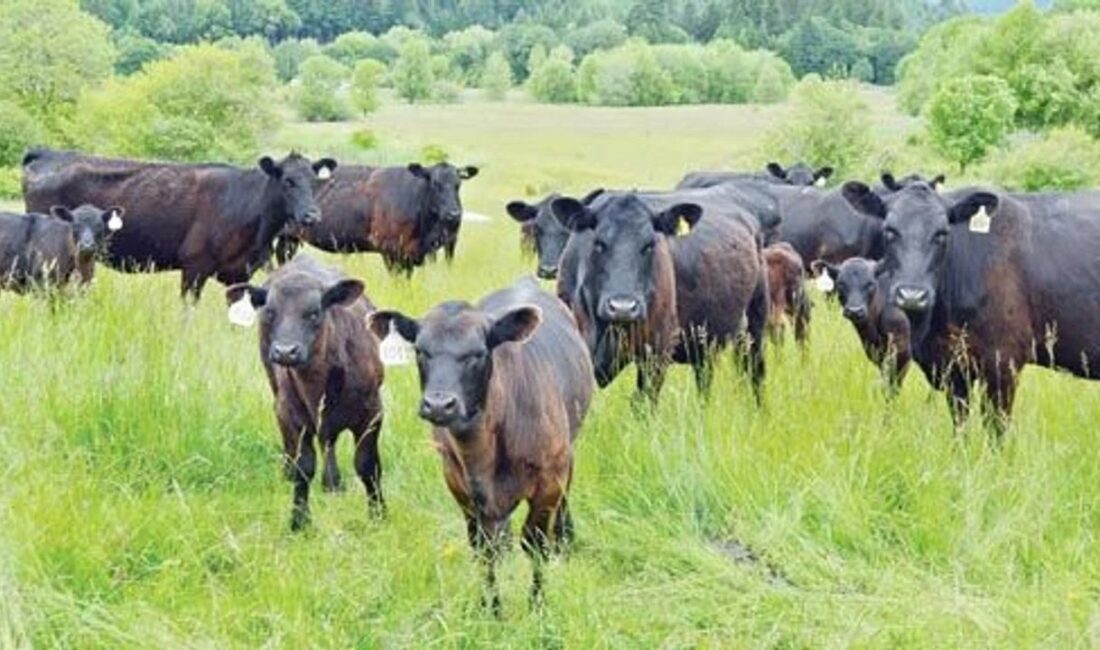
[763, 242, 811, 348]
[0, 205, 123, 293]
[226, 256, 384, 530]
[842, 181, 1100, 435]
[276, 162, 479, 274]
[23, 149, 337, 300]
[370, 278, 593, 614]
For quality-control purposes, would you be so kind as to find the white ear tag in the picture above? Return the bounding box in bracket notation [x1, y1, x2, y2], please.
[379, 322, 413, 366]
[228, 296, 257, 327]
[107, 212, 124, 231]
[317, 166, 332, 180]
[816, 272, 834, 293]
[814, 177, 827, 188]
[969, 206, 991, 234]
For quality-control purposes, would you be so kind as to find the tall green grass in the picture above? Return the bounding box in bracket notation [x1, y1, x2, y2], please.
[2, 93, 1099, 648]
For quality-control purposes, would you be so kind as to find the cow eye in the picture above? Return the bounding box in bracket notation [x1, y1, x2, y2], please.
[932, 230, 948, 246]
[641, 239, 654, 254]
[263, 308, 276, 323]
[884, 228, 899, 243]
[305, 309, 321, 322]
[594, 240, 608, 254]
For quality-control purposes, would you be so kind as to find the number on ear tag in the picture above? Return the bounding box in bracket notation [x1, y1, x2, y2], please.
[379, 323, 413, 366]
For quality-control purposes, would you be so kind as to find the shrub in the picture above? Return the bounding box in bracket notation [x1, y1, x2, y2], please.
[763, 77, 871, 179]
[982, 127, 1100, 191]
[350, 59, 385, 115]
[577, 41, 674, 106]
[273, 38, 321, 82]
[850, 58, 874, 83]
[0, 167, 21, 200]
[73, 44, 278, 164]
[751, 59, 792, 103]
[421, 144, 449, 164]
[392, 37, 434, 103]
[527, 46, 577, 104]
[496, 23, 558, 82]
[896, 16, 990, 117]
[294, 55, 350, 121]
[324, 31, 383, 67]
[443, 26, 496, 84]
[114, 30, 170, 76]
[566, 20, 628, 58]
[431, 80, 463, 104]
[481, 51, 513, 100]
[350, 128, 378, 151]
[926, 74, 1017, 172]
[0, 100, 45, 167]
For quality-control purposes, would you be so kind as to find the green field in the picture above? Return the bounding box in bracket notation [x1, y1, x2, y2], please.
[3, 93, 1100, 648]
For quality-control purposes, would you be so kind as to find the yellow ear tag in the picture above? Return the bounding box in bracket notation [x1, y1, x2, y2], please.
[677, 218, 691, 236]
[969, 206, 991, 234]
[379, 322, 413, 366]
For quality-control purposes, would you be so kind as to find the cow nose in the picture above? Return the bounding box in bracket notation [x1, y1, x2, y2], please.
[537, 265, 558, 280]
[300, 208, 321, 225]
[843, 305, 868, 321]
[420, 391, 459, 423]
[895, 286, 930, 311]
[446, 210, 462, 222]
[605, 296, 643, 321]
[270, 342, 302, 365]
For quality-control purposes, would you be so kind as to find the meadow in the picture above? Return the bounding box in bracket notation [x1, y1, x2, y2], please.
[3, 90, 1100, 648]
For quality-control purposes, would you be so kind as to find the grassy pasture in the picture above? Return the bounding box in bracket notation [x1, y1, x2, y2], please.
[3, 92, 1100, 648]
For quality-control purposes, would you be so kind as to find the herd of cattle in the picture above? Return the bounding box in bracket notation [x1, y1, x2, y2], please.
[4, 149, 1100, 612]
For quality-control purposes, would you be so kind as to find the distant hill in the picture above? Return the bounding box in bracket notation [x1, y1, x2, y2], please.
[968, 0, 1053, 12]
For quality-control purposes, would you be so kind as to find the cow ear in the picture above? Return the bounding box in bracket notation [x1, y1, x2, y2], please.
[580, 188, 606, 205]
[881, 173, 900, 192]
[814, 166, 834, 181]
[506, 201, 538, 223]
[407, 163, 428, 179]
[459, 165, 478, 180]
[259, 156, 281, 178]
[653, 203, 703, 236]
[321, 279, 363, 309]
[842, 182, 887, 219]
[766, 162, 787, 180]
[103, 207, 125, 231]
[313, 158, 337, 179]
[550, 197, 596, 232]
[930, 174, 947, 189]
[488, 305, 542, 348]
[368, 310, 419, 342]
[49, 206, 74, 222]
[948, 192, 999, 225]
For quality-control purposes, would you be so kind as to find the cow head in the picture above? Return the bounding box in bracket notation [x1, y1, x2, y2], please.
[259, 153, 338, 226]
[767, 161, 833, 187]
[880, 172, 946, 194]
[407, 162, 479, 226]
[50, 204, 124, 258]
[843, 181, 998, 314]
[815, 257, 882, 324]
[369, 301, 541, 432]
[551, 193, 700, 324]
[507, 195, 567, 280]
[225, 272, 363, 367]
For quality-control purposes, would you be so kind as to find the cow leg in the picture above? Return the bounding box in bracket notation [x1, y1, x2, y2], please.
[179, 267, 210, 303]
[794, 291, 811, 351]
[352, 414, 385, 518]
[552, 463, 576, 552]
[744, 279, 769, 405]
[983, 367, 1018, 444]
[634, 356, 667, 405]
[319, 420, 344, 493]
[692, 357, 715, 399]
[274, 236, 300, 267]
[523, 493, 561, 611]
[469, 515, 504, 618]
[943, 370, 971, 431]
[279, 417, 317, 532]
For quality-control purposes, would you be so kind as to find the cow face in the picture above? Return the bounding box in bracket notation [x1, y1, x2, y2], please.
[817, 258, 880, 324]
[843, 181, 998, 314]
[259, 153, 338, 226]
[551, 193, 701, 324]
[51, 204, 124, 257]
[408, 162, 479, 226]
[507, 196, 570, 279]
[369, 302, 540, 431]
[767, 161, 833, 187]
[226, 274, 363, 367]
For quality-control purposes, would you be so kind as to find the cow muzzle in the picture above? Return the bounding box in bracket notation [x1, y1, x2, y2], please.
[297, 208, 322, 225]
[894, 286, 931, 312]
[842, 305, 868, 322]
[419, 391, 461, 425]
[270, 342, 305, 366]
[537, 264, 558, 280]
[600, 295, 644, 322]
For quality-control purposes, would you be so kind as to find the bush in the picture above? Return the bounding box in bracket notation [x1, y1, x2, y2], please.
[430, 80, 463, 104]
[0, 100, 45, 167]
[896, 16, 989, 117]
[763, 77, 871, 179]
[850, 58, 874, 83]
[392, 37, 434, 103]
[325, 31, 384, 67]
[0, 167, 21, 200]
[114, 30, 170, 76]
[350, 59, 385, 115]
[443, 26, 496, 84]
[350, 128, 378, 151]
[497, 23, 558, 82]
[752, 60, 792, 103]
[481, 51, 513, 100]
[294, 55, 350, 121]
[927, 74, 1017, 172]
[982, 127, 1100, 191]
[421, 143, 449, 164]
[273, 38, 321, 82]
[566, 20, 628, 58]
[527, 46, 577, 104]
[73, 44, 278, 164]
[577, 41, 675, 106]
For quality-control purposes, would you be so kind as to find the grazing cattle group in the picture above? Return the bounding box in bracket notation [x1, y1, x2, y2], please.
[9, 146, 1100, 613]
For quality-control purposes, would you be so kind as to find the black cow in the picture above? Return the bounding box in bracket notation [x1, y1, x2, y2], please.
[0, 204, 123, 292]
[23, 149, 336, 300]
[276, 162, 478, 274]
[842, 181, 1100, 435]
[678, 161, 834, 190]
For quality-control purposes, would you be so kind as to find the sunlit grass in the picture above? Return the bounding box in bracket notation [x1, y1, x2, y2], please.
[2, 94, 1098, 648]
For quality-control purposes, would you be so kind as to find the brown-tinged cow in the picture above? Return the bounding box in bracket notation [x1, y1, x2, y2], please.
[0, 204, 123, 292]
[763, 242, 811, 348]
[369, 278, 593, 614]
